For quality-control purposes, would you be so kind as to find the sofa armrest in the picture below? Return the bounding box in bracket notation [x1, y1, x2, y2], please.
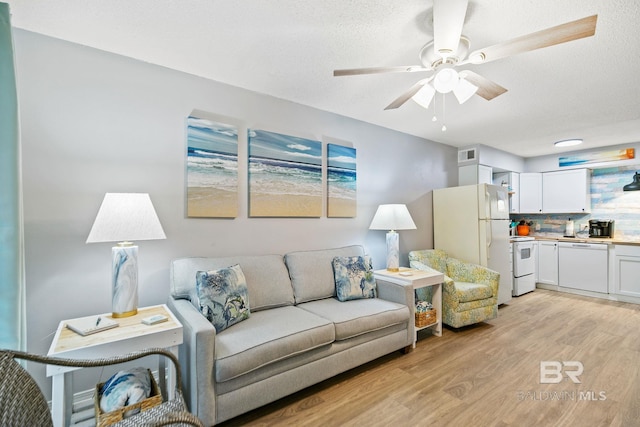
[375, 278, 414, 347]
[167, 298, 217, 426]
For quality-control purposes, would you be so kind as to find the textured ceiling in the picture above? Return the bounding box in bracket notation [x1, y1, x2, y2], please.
[7, 0, 640, 158]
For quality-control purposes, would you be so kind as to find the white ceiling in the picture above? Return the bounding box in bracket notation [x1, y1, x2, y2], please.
[7, 0, 640, 158]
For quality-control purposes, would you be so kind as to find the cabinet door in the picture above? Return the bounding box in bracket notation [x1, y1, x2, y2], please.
[542, 169, 590, 213]
[519, 173, 543, 213]
[510, 172, 520, 213]
[537, 241, 558, 286]
[613, 245, 640, 298]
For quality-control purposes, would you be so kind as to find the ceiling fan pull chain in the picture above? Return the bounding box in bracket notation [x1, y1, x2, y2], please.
[441, 94, 447, 131]
[432, 91, 438, 122]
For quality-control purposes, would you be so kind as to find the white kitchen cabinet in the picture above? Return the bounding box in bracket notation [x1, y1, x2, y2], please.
[558, 242, 608, 293]
[542, 169, 591, 213]
[519, 173, 543, 213]
[493, 171, 520, 213]
[612, 245, 640, 298]
[537, 240, 558, 286]
[459, 164, 493, 186]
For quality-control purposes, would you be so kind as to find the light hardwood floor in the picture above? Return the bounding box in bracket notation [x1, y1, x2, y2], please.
[219, 289, 640, 427]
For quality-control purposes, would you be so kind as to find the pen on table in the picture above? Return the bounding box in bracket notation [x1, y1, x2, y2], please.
[96, 317, 101, 327]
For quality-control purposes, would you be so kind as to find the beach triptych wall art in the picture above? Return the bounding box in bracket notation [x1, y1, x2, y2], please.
[248, 129, 322, 217]
[186, 115, 239, 218]
[327, 143, 357, 217]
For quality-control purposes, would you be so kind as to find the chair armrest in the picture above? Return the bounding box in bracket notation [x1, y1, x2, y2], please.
[167, 298, 217, 425]
[446, 258, 500, 298]
[409, 260, 457, 297]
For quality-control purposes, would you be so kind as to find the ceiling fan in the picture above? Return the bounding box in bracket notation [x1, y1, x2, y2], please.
[334, 0, 598, 112]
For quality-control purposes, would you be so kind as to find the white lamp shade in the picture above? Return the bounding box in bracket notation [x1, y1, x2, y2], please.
[369, 204, 417, 231]
[453, 77, 478, 104]
[413, 83, 436, 109]
[86, 193, 166, 243]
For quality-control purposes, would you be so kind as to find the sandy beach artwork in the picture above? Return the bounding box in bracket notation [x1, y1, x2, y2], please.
[327, 144, 357, 217]
[248, 129, 322, 217]
[186, 116, 238, 218]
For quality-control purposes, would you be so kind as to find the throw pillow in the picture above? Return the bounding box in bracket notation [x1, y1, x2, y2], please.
[332, 255, 377, 301]
[100, 367, 151, 416]
[195, 264, 250, 333]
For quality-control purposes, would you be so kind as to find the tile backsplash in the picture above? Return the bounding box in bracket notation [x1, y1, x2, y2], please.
[512, 165, 640, 240]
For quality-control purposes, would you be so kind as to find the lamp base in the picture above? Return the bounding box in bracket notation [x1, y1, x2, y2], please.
[386, 230, 400, 271]
[112, 244, 139, 318]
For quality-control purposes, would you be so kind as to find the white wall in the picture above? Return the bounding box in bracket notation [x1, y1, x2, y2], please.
[14, 29, 457, 396]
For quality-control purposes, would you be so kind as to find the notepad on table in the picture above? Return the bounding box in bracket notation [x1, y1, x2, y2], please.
[66, 316, 118, 336]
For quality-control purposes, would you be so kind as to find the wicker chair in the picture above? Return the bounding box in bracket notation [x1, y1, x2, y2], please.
[0, 347, 204, 427]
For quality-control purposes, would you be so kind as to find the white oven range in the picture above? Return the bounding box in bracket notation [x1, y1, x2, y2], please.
[511, 236, 536, 296]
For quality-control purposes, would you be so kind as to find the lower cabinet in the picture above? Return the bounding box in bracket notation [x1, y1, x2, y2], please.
[612, 245, 640, 298]
[537, 241, 558, 286]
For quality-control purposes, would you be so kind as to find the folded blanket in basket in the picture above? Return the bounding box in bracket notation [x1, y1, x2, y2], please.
[100, 367, 151, 415]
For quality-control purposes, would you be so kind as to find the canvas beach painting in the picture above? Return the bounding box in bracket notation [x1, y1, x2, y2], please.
[186, 116, 239, 218]
[248, 129, 322, 217]
[327, 144, 357, 217]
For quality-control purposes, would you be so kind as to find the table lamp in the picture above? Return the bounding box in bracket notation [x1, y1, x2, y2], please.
[369, 204, 417, 271]
[86, 193, 166, 317]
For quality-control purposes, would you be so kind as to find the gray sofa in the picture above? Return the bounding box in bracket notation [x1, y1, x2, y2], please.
[167, 245, 414, 425]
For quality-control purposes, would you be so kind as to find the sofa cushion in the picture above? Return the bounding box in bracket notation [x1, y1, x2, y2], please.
[170, 255, 294, 311]
[285, 245, 365, 304]
[332, 255, 377, 301]
[297, 298, 409, 341]
[195, 264, 250, 333]
[215, 306, 335, 383]
[454, 282, 494, 303]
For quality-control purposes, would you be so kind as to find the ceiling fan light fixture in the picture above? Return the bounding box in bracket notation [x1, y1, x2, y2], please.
[468, 52, 486, 64]
[412, 83, 436, 109]
[453, 78, 478, 104]
[554, 138, 583, 147]
[434, 68, 460, 93]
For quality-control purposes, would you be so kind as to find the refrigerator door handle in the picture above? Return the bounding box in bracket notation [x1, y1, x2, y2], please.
[487, 220, 492, 260]
[485, 189, 491, 219]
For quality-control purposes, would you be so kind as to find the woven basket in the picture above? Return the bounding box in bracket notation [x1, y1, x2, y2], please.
[415, 309, 436, 328]
[95, 369, 162, 427]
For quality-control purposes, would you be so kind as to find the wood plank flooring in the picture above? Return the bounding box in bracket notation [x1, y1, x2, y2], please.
[219, 289, 640, 427]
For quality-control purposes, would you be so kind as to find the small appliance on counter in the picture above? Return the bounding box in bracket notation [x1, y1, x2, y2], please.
[564, 218, 575, 238]
[589, 219, 614, 238]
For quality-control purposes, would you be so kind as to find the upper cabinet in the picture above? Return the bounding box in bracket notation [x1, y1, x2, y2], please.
[459, 164, 493, 186]
[542, 169, 591, 213]
[519, 172, 543, 213]
[519, 169, 591, 214]
[493, 171, 520, 213]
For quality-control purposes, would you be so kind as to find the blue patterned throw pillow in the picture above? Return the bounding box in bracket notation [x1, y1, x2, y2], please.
[100, 367, 151, 416]
[195, 264, 250, 333]
[332, 255, 377, 301]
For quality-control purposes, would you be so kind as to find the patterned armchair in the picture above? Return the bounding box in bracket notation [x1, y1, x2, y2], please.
[409, 249, 499, 328]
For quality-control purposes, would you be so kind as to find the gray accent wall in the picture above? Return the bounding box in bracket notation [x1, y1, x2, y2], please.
[14, 29, 457, 396]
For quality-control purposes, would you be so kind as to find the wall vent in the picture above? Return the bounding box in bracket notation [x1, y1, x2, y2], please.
[458, 148, 477, 164]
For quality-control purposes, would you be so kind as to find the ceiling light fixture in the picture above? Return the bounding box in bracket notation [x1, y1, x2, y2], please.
[554, 139, 583, 147]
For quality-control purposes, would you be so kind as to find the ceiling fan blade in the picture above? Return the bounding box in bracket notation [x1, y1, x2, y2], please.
[464, 15, 597, 65]
[333, 66, 430, 77]
[459, 71, 507, 100]
[433, 0, 469, 59]
[384, 78, 433, 110]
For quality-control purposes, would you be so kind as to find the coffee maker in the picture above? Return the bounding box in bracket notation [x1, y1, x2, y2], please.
[589, 220, 614, 238]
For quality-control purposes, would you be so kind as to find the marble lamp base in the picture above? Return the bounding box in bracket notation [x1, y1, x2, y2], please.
[111, 244, 138, 318]
[386, 230, 400, 272]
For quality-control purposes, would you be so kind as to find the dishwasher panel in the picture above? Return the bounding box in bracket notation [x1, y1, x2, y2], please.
[558, 242, 608, 293]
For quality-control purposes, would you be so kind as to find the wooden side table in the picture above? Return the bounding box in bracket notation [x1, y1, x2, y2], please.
[47, 304, 183, 427]
[374, 268, 444, 348]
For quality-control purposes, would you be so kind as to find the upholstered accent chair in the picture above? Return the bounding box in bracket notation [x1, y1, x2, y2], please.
[409, 249, 499, 328]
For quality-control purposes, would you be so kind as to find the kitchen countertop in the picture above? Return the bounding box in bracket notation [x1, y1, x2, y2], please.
[518, 233, 640, 246]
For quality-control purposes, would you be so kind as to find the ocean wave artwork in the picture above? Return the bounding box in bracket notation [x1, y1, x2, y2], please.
[248, 129, 322, 217]
[187, 115, 239, 218]
[327, 143, 357, 217]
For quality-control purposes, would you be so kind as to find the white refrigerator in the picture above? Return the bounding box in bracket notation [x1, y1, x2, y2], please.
[433, 183, 513, 305]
